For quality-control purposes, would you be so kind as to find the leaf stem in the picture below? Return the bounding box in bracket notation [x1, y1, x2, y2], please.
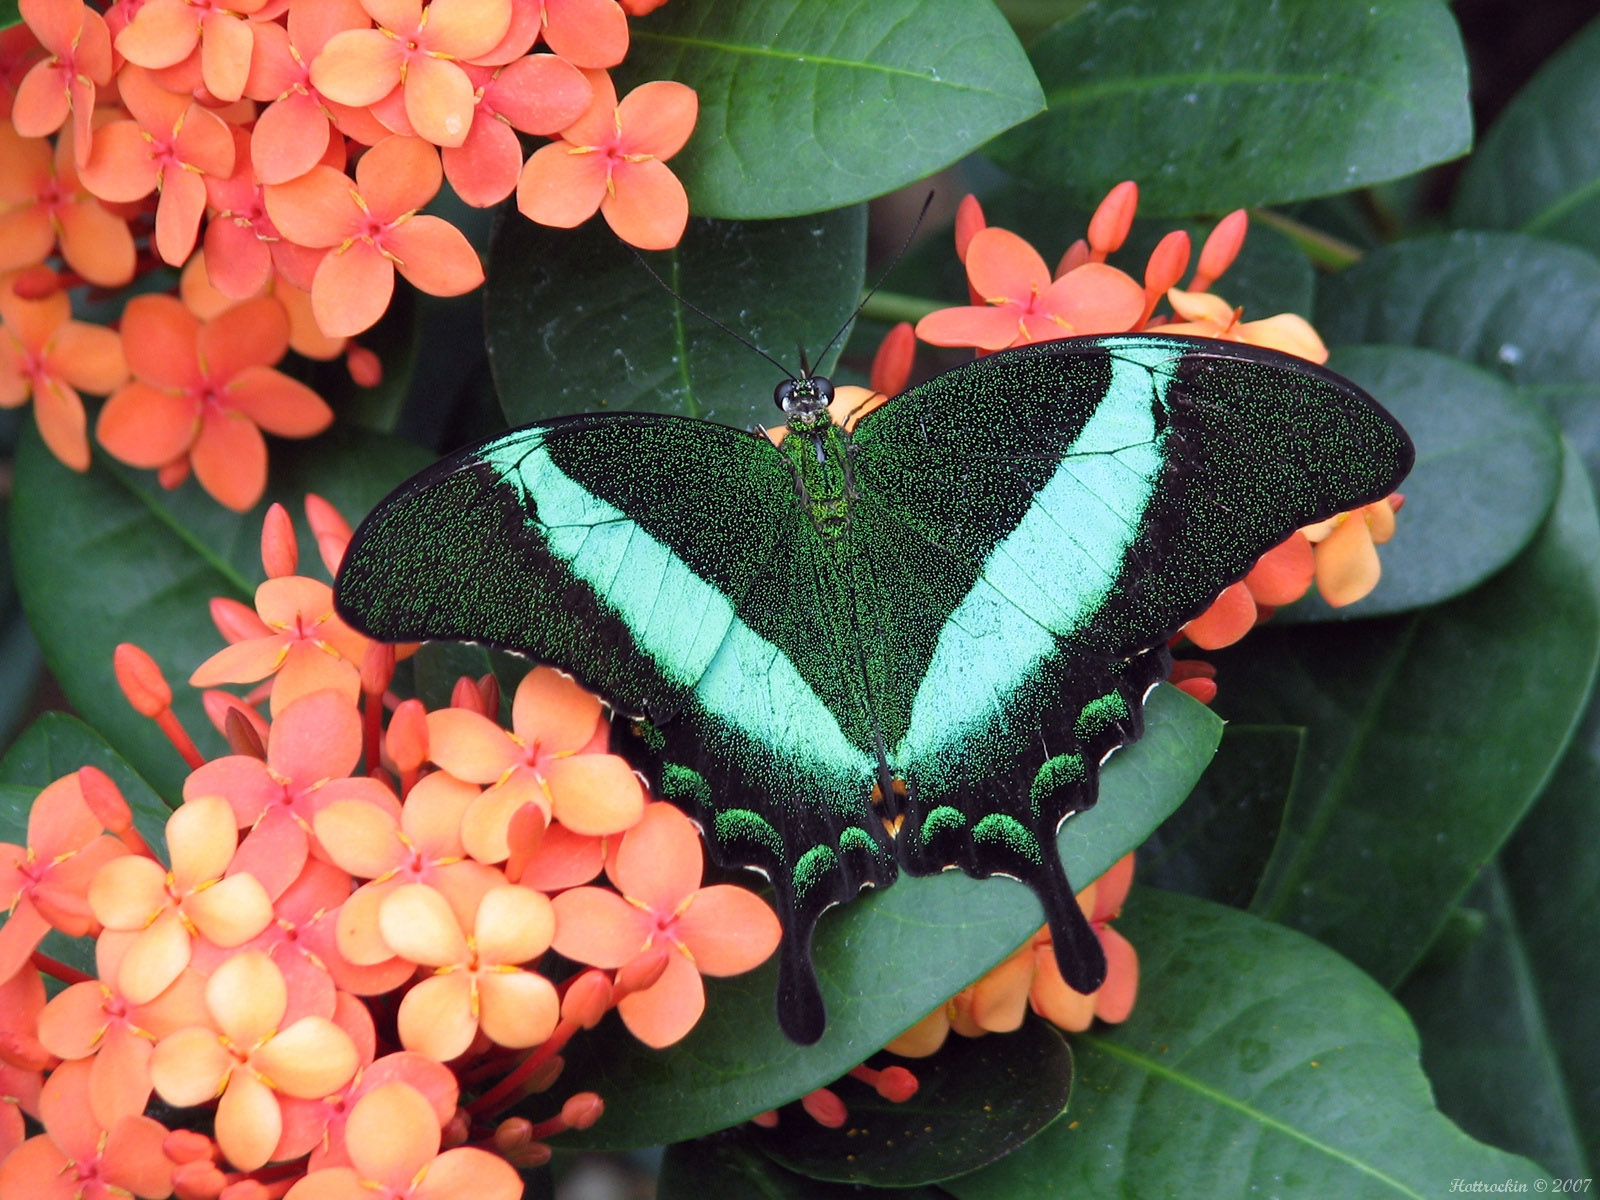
[1249, 209, 1364, 271]
[859, 290, 942, 327]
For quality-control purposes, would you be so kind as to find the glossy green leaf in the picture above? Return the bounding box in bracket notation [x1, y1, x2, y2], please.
[1138, 724, 1301, 908]
[1399, 869, 1590, 1178]
[1314, 231, 1600, 391]
[1500, 696, 1600, 1170]
[557, 685, 1221, 1149]
[947, 889, 1551, 1199]
[485, 210, 865, 431]
[9, 426, 432, 800]
[659, 1136, 951, 1200]
[0, 497, 42, 751]
[617, 0, 1043, 219]
[0, 712, 173, 854]
[1275, 345, 1561, 622]
[0, 2, 18, 31]
[756, 1016, 1071, 1186]
[986, 0, 1471, 215]
[1215, 440, 1600, 987]
[1452, 14, 1600, 258]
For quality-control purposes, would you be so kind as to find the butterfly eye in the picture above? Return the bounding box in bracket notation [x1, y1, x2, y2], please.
[813, 377, 835, 404]
[774, 380, 796, 411]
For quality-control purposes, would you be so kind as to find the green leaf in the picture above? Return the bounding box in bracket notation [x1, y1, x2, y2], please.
[556, 685, 1221, 1149]
[985, 0, 1471, 215]
[485, 210, 866, 431]
[0, 712, 173, 855]
[755, 1016, 1071, 1186]
[616, 0, 1043, 219]
[1215, 439, 1600, 987]
[1500, 695, 1600, 1170]
[1399, 869, 1590, 1178]
[946, 889, 1551, 1199]
[1314, 231, 1600, 392]
[1452, 14, 1600, 257]
[1138, 724, 1301, 908]
[9, 425, 433, 800]
[0, 2, 18, 32]
[659, 1136, 951, 1200]
[1274, 345, 1562, 622]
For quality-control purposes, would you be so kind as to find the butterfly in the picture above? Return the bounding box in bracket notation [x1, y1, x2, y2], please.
[334, 332, 1413, 1044]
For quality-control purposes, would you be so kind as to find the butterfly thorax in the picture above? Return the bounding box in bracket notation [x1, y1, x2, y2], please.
[779, 418, 856, 542]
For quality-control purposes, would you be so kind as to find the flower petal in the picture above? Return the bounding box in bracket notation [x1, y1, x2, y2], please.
[120, 293, 202, 389]
[425, 708, 518, 781]
[512, 666, 600, 752]
[199, 295, 289, 381]
[254, 1016, 358, 1097]
[344, 1081, 440, 1188]
[477, 969, 558, 1048]
[473, 884, 554, 964]
[615, 80, 695, 159]
[548, 886, 649, 968]
[402, 56, 475, 147]
[617, 947, 703, 1048]
[184, 872, 274, 947]
[310, 29, 404, 106]
[516, 140, 606, 228]
[314, 800, 402, 878]
[387, 214, 484, 296]
[95, 381, 197, 468]
[379, 884, 468, 967]
[151, 1026, 231, 1107]
[395, 972, 476, 1061]
[673, 884, 780, 976]
[207, 951, 288, 1045]
[545, 753, 643, 836]
[601, 157, 687, 250]
[216, 1068, 283, 1170]
[611, 802, 700, 912]
[191, 408, 268, 511]
[226, 365, 336, 436]
[311, 241, 395, 337]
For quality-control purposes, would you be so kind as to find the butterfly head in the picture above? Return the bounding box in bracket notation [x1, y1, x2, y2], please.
[775, 374, 835, 431]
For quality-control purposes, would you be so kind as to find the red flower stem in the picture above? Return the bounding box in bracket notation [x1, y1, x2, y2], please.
[848, 1065, 879, 1086]
[30, 951, 94, 985]
[363, 690, 383, 775]
[155, 708, 207, 769]
[466, 1019, 580, 1119]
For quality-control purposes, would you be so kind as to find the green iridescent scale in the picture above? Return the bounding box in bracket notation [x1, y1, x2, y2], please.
[334, 333, 1414, 1044]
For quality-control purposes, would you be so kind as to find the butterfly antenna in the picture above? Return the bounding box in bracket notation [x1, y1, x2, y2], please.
[628, 247, 797, 381]
[808, 190, 937, 372]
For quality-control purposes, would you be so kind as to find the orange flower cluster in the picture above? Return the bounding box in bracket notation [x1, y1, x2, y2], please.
[2, 0, 697, 507]
[0, 495, 779, 1198]
[914, 185, 1408, 677]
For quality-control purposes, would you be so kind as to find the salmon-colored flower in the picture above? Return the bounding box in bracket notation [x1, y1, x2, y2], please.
[551, 803, 781, 1048]
[0, 1058, 173, 1200]
[516, 71, 697, 250]
[443, 55, 592, 206]
[150, 950, 360, 1170]
[310, 0, 514, 148]
[0, 773, 127, 985]
[95, 292, 332, 511]
[1029, 853, 1139, 1031]
[264, 134, 484, 337]
[0, 966, 46, 1158]
[11, 0, 113, 162]
[284, 1081, 522, 1200]
[288, 1050, 458, 1173]
[88, 795, 274, 1004]
[1302, 495, 1402, 607]
[36, 932, 209, 1128]
[427, 666, 644, 850]
[531, 0, 628, 68]
[78, 65, 234, 265]
[379, 882, 560, 1060]
[242, 1, 387, 185]
[0, 125, 137, 287]
[182, 689, 401, 898]
[190, 574, 369, 714]
[202, 128, 331, 300]
[1161, 286, 1329, 362]
[114, 0, 275, 104]
[0, 273, 128, 471]
[915, 226, 1145, 351]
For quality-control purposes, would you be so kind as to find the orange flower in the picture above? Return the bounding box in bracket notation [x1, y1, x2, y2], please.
[190, 574, 368, 713]
[0, 125, 137, 287]
[0, 274, 127, 471]
[181, 688, 400, 899]
[1302, 495, 1402, 607]
[915, 226, 1145, 351]
[10, 0, 113, 162]
[264, 134, 484, 337]
[531, 0, 629, 69]
[309, 0, 514, 148]
[114, 0, 277, 104]
[1161, 286, 1329, 362]
[289, 1050, 458, 1173]
[443, 55, 592, 206]
[94, 292, 333, 511]
[78, 65, 234, 265]
[551, 803, 781, 1048]
[0, 1058, 173, 1200]
[87, 794, 274, 1004]
[0, 773, 127, 985]
[378, 882, 561, 1060]
[0, 966, 46, 1158]
[1029, 853, 1139, 1031]
[284, 1081, 522, 1200]
[426, 666, 644, 850]
[150, 950, 360, 1171]
[516, 71, 697, 251]
[36, 932, 209, 1128]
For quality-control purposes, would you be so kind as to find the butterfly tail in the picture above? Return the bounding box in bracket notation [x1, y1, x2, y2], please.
[1036, 857, 1107, 994]
[775, 924, 827, 1045]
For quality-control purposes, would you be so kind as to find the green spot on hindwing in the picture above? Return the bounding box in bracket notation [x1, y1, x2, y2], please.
[793, 845, 839, 899]
[920, 805, 968, 846]
[715, 808, 784, 861]
[1074, 691, 1129, 742]
[973, 813, 1042, 865]
[634, 719, 666, 754]
[1031, 752, 1087, 815]
[839, 826, 876, 857]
